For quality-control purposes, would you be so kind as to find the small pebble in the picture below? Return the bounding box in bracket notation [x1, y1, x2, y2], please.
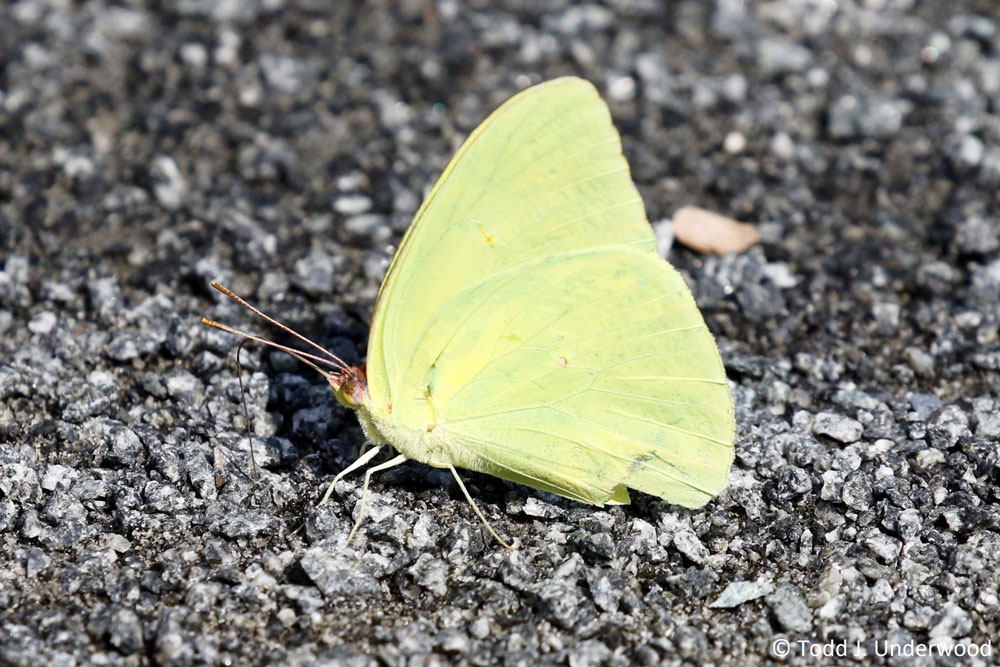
[813, 412, 863, 443]
[28, 311, 56, 334]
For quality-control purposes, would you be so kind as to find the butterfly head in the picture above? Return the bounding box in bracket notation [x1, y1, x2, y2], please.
[331, 365, 368, 410]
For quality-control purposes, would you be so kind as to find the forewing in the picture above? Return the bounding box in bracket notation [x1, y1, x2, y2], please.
[365, 77, 653, 406]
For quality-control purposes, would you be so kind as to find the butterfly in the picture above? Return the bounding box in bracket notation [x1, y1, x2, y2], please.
[205, 77, 734, 549]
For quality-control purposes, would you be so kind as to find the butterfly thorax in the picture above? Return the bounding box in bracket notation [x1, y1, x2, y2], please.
[329, 363, 454, 468]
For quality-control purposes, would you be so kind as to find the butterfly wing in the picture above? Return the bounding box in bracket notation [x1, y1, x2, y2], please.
[364, 77, 733, 507]
[366, 77, 652, 401]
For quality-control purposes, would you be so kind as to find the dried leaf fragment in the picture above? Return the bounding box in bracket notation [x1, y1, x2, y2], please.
[673, 206, 760, 254]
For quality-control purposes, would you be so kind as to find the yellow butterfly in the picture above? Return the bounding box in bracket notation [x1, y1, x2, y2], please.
[205, 77, 734, 549]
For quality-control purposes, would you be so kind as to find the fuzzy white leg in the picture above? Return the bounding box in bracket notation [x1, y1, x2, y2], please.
[345, 454, 407, 546]
[449, 465, 516, 551]
[318, 445, 382, 506]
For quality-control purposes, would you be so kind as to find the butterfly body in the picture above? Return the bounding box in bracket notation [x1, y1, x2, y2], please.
[353, 404, 449, 469]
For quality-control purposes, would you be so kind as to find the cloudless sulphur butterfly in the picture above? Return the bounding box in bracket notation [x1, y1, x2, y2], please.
[206, 77, 734, 548]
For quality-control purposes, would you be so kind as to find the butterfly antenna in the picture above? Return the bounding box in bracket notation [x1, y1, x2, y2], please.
[449, 466, 516, 550]
[235, 340, 259, 481]
[345, 454, 408, 546]
[200, 318, 339, 379]
[209, 282, 350, 372]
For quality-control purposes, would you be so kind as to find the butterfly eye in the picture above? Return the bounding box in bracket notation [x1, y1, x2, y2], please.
[331, 376, 359, 409]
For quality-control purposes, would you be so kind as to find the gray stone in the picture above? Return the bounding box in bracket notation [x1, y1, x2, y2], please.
[908, 394, 941, 421]
[533, 580, 584, 630]
[928, 404, 971, 447]
[673, 530, 709, 564]
[343, 214, 390, 243]
[757, 38, 812, 74]
[813, 412, 863, 443]
[828, 95, 911, 139]
[904, 346, 935, 378]
[956, 217, 999, 254]
[973, 398, 1000, 438]
[862, 529, 902, 563]
[0, 463, 41, 503]
[872, 302, 900, 334]
[569, 639, 612, 667]
[408, 554, 449, 596]
[842, 471, 873, 511]
[950, 134, 985, 169]
[929, 603, 972, 639]
[259, 54, 318, 95]
[777, 466, 812, 499]
[0, 499, 17, 533]
[333, 194, 373, 216]
[587, 570, 625, 613]
[210, 510, 281, 539]
[300, 546, 383, 598]
[151, 155, 186, 210]
[523, 496, 563, 518]
[27, 311, 56, 334]
[766, 584, 812, 632]
[109, 608, 144, 654]
[25, 547, 51, 577]
[832, 388, 881, 411]
[293, 248, 339, 296]
[710, 580, 774, 608]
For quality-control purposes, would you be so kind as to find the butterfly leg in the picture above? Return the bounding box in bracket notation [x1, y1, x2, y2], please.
[448, 466, 516, 551]
[318, 445, 382, 506]
[345, 454, 408, 545]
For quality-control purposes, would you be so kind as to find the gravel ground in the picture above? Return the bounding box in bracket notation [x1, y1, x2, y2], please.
[2, 1, 1000, 665]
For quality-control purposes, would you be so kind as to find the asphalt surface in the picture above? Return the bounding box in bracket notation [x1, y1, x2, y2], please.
[2, 1, 999, 665]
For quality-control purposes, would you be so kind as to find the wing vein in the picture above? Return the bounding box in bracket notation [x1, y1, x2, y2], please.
[599, 403, 734, 448]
